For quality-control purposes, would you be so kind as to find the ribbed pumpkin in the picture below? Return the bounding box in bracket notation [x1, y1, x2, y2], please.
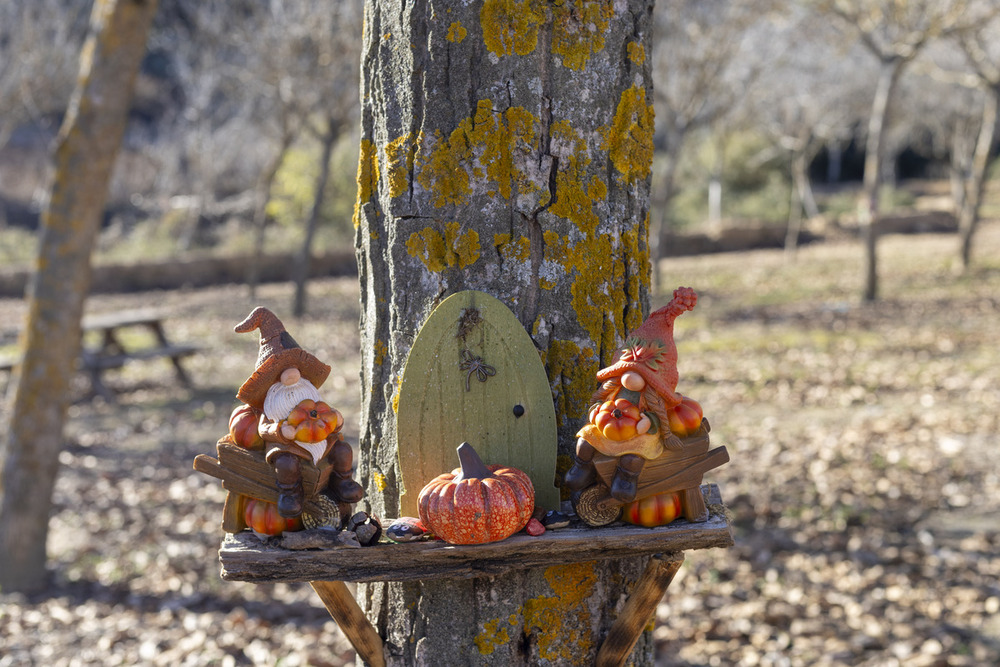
[244, 498, 302, 537]
[285, 399, 343, 442]
[622, 491, 681, 528]
[229, 404, 264, 450]
[665, 395, 703, 438]
[417, 442, 534, 545]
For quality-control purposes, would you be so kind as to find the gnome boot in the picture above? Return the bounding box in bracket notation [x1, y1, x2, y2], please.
[610, 454, 645, 502]
[563, 438, 598, 491]
[328, 440, 364, 503]
[273, 452, 305, 518]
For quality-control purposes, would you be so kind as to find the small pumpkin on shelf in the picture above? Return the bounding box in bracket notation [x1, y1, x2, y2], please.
[417, 442, 534, 545]
[621, 491, 682, 528]
[244, 497, 302, 538]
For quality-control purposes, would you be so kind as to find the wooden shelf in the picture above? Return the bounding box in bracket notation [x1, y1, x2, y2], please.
[219, 484, 733, 584]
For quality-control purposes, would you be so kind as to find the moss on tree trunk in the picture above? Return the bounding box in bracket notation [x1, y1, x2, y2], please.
[354, 1, 658, 663]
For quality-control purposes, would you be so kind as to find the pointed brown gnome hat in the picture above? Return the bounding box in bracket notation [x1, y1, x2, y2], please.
[234, 307, 331, 410]
[595, 286, 697, 405]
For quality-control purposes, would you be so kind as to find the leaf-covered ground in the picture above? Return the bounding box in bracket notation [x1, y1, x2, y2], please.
[1, 225, 998, 666]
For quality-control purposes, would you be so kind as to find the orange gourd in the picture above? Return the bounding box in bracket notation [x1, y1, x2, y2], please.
[665, 395, 703, 438]
[244, 498, 302, 536]
[622, 491, 681, 527]
[284, 399, 343, 443]
[591, 398, 642, 441]
[229, 404, 264, 450]
[418, 443, 534, 545]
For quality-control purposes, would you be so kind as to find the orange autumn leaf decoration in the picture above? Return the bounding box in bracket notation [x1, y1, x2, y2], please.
[285, 399, 343, 442]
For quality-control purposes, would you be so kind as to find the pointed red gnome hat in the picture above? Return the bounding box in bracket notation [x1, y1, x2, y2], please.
[595, 286, 697, 407]
[234, 307, 331, 410]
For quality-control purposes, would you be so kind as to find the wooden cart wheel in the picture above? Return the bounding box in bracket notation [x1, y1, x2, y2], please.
[573, 485, 623, 527]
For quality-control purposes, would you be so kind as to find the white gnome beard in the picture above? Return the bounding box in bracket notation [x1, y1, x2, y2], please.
[295, 440, 329, 465]
[263, 378, 322, 421]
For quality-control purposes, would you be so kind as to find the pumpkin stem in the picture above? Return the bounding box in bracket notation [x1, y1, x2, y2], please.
[453, 442, 494, 482]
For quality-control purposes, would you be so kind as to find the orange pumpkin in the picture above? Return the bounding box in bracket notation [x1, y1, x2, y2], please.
[244, 498, 302, 536]
[665, 395, 703, 438]
[229, 404, 264, 450]
[622, 491, 681, 527]
[591, 398, 642, 441]
[284, 399, 343, 443]
[418, 443, 534, 545]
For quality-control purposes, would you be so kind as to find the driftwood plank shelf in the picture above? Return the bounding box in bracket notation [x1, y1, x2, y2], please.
[220, 484, 732, 584]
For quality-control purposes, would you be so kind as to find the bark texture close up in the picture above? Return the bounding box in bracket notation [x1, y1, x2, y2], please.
[354, 1, 657, 664]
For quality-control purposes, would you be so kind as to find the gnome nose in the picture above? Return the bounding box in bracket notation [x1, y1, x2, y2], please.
[281, 367, 302, 386]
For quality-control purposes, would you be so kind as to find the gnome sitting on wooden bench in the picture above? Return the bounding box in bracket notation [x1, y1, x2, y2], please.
[235, 307, 364, 518]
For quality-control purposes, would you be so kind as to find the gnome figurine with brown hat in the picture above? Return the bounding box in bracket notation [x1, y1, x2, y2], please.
[563, 286, 701, 502]
[235, 307, 364, 518]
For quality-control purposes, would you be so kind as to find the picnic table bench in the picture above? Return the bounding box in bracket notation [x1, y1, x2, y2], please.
[218, 484, 733, 667]
[0, 309, 199, 399]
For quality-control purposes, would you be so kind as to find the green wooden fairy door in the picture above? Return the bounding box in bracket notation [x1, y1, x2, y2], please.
[396, 290, 560, 518]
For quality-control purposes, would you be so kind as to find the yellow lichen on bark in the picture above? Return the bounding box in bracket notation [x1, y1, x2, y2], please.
[385, 133, 416, 199]
[626, 40, 645, 64]
[622, 219, 651, 332]
[407, 222, 481, 272]
[446, 21, 467, 43]
[480, 0, 545, 57]
[551, 0, 613, 71]
[415, 101, 539, 207]
[474, 618, 512, 655]
[601, 84, 655, 184]
[544, 339, 599, 426]
[354, 138, 380, 227]
[522, 562, 599, 664]
[494, 233, 531, 263]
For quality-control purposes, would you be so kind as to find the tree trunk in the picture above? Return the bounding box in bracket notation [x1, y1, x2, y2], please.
[785, 152, 805, 258]
[354, 1, 657, 664]
[0, 0, 158, 594]
[859, 58, 903, 303]
[292, 117, 340, 317]
[247, 122, 295, 301]
[652, 125, 686, 295]
[957, 89, 998, 274]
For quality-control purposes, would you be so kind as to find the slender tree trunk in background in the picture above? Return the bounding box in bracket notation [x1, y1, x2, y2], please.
[957, 90, 998, 274]
[0, 0, 158, 594]
[859, 59, 902, 303]
[292, 117, 339, 318]
[354, 1, 657, 663]
[247, 124, 295, 301]
[653, 126, 685, 295]
[785, 152, 805, 257]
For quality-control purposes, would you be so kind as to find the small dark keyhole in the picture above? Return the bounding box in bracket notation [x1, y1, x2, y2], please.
[513, 404, 525, 418]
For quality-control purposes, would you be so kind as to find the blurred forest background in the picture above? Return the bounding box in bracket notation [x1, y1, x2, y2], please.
[1, 0, 998, 289]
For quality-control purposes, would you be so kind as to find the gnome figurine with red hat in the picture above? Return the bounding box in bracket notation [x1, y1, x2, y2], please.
[563, 287, 702, 502]
[235, 307, 364, 518]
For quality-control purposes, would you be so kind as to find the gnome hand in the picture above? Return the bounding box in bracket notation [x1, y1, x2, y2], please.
[281, 423, 297, 441]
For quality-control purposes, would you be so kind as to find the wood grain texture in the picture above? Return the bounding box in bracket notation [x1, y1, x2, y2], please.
[219, 485, 731, 584]
[596, 554, 684, 667]
[310, 581, 386, 667]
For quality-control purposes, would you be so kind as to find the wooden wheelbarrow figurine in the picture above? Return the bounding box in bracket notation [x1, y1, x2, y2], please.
[571, 420, 730, 527]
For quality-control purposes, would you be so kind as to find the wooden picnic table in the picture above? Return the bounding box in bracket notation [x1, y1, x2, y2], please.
[0, 309, 199, 399]
[218, 484, 733, 667]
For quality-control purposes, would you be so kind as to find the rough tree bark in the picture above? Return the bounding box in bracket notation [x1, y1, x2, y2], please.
[353, 1, 658, 664]
[0, 0, 159, 593]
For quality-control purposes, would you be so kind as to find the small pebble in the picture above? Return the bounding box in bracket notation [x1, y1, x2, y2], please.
[525, 518, 545, 536]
